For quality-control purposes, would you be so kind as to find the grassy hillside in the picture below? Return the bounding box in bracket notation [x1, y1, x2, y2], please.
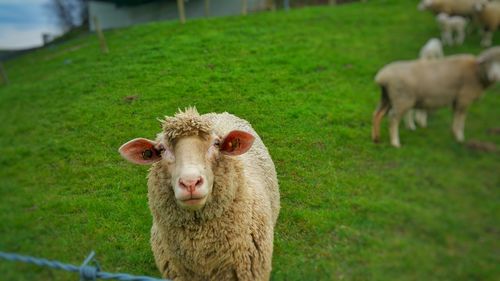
[0, 1, 498, 280]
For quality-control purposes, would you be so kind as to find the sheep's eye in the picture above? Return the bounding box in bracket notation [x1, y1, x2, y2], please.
[214, 139, 221, 147]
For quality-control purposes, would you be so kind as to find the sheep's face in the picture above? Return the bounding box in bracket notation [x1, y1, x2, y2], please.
[167, 134, 215, 210]
[436, 13, 448, 23]
[486, 61, 500, 82]
[474, 1, 487, 12]
[478, 47, 500, 83]
[119, 130, 254, 211]
[418, 0, 431, 11]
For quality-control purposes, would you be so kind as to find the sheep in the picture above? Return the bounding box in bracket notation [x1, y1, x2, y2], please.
[404, 38, 445, 131]
[474, 0, 500, 47]
[418, 0, 481, 17]
[436, 13, 468, 45]
[372, 47, 500, 148]
[419, 38, 445, 59]
[118, 107, 280, 281]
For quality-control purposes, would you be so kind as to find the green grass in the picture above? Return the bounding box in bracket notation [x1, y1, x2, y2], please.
[0, 1, 499, 280]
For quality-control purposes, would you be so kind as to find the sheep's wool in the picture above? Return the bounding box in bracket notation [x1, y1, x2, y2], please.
[161, 107, 212, 142]
[148, 109, 280, 280]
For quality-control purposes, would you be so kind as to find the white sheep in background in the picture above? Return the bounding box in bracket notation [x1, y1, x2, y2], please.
[437, 13, 468, 45]
[119, 108, 280, 280]
[418, 0, 480, 17]
[474, 0, 500, 47]
[404, 38, 445, 131]
[372, 47, 500, 148]
[419, 38, 445, 59]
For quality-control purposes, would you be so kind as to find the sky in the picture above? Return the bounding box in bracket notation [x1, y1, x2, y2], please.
[0, 0, 61, 50]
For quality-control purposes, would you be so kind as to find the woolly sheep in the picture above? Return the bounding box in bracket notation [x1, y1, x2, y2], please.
[418, 0, 480, 17]
[372, 47, 500, 148]
[436, 13, 468, 45]
[474, 0, 500, 47]
[419, 38, 445, 59]
[119, 108, 280, 280]
[404, 38, 445, 130]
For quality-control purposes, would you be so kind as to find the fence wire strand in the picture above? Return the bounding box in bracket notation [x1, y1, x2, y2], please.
[0, 251, 168, 281]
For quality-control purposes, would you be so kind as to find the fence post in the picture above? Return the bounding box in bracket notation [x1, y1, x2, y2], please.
[204, 0, 210, 17]
[242, 0, 248, 15]
[266, 0, 276, 11]
[284, 0, 290, 11]
[177, 0, 186, 24]
[0, 62, 8, 85]
[93, 17, 109, 54]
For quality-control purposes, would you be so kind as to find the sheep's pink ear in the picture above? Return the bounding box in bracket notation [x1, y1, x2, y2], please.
[119, 138, 162, 165]
[220, 130, 255, 156]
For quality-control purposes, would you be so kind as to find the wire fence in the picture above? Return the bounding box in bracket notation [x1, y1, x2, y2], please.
[0, 251, 169, 281]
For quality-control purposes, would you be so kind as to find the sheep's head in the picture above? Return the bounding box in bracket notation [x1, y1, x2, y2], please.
[418, 0, 432, 11]
[118, 107, 255, 211]
[436, 12, 448, 23]
[474, 0, 488, 12]
[478, 47, 500, 83]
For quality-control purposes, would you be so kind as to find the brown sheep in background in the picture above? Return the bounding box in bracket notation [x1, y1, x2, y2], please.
[372, 47, 500, 148]
[474, 0, 500, 47]
[119, 108, 280, 281]
[418, 0, 480, 17]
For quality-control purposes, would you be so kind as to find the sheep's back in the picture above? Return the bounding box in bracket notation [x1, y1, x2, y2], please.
[434, 0, 477, 16]
[480, 2, 500, 28]
[375, 55, 481, 108]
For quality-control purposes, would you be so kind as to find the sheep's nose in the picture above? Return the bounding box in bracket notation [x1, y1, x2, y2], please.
[179, 177, 203, 193]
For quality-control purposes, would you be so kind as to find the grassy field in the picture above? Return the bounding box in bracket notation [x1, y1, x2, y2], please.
[0, 0, 499, 280]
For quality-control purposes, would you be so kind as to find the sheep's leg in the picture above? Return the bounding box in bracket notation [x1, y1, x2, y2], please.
[449, 31, 455, 46]
[389, 110, 403, 148]
[404, 109, 416, 131]
[456, 28, 465, 45]
[372, 87, 391, 143]
[372, 104, 386, 142]
[443, 30, 453, 46]
[465, 21, 474, 35]
[441, 31, 448, 46]
[481, 30, 493, 47]
[415, 110, 427, 128]
[452, 109, 467, 142]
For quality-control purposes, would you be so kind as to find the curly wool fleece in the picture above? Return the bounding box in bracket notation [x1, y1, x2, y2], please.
[148, 108, 280, 281]
[160, 107, 212, 142]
